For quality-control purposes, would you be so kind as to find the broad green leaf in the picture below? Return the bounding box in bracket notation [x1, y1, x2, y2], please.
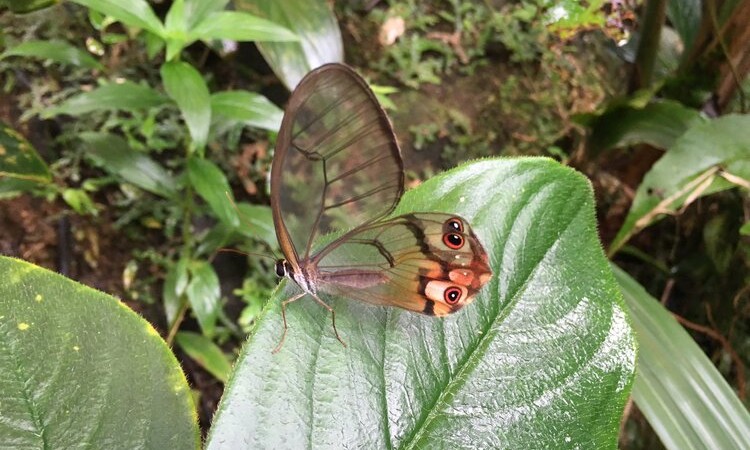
[0, 256, 199, 448]
[190, 11, 298, 44]
[186, 157, 240, 228]
[2, 0, 55, 13]
[184, 0, 230, 28]
[80, 132, 177, 197]
[163, 0, 189, 60]
[586, 100, 706, 155]
[176, 331, 233, 383]
[610, 114, 750, 254]
[614, 266, 750, 449]
[0, 40, 103, 69]
[0, 123, 51, 183]
[206, 158, 636, 449]
[186, 260, 221, 337]
[161, 61, 211, 151]
[43, 81, 169, 118]
[666, 0, 701, 58]
[70, 0, 165, 36]
[235, 203, 277, 248]
[235, 0, 343, 90]
[211, 90, 283, 132]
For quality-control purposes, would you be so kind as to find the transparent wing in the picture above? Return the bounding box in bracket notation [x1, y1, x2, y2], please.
[312, 213, 492, 317]
[270, 64, 404, 264]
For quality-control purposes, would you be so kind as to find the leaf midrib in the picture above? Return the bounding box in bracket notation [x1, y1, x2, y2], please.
[398, 185, 583, 449]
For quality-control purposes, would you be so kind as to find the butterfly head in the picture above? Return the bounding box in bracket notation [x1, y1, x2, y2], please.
[275, 259, 293, 278]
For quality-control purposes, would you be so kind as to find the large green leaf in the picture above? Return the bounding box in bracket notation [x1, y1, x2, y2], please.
[70, 0, 164, 36]
[235, 0, 343, 90]
[0, 123, 51, 183]
[186, 260, 221, 337]
[206, 158, 636, 448]
[190, 11, 298, 43]
[0, 40, 103, 69]
[161, 61, 211, 151]
[43, 81, 169, 118]
[586, 100, 706, 155]
[80, 132, 177, 198]
[614, 266, 750, 449]
[0, 256, 199, 448]
[211, 90, 283, 132]
[610, 114, 750, 254]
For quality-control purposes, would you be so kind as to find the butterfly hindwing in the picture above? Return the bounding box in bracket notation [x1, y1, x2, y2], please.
[313, 213, 492, 316]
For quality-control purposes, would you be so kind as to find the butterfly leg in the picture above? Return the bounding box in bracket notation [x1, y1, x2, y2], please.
[272, 292, 307, 354]
[310, 293, 347, 348]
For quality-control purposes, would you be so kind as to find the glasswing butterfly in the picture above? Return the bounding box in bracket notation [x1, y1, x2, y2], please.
[269, 63, 491, 352]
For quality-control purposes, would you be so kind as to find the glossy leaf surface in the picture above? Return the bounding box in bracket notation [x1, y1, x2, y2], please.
[206, 158, 636, 449]
[615, 266, 750, 449]
[0, 256, 198, 448]
[0, 123, 51, 183]
[186, 260, 221, 337]
[610, 114, 750, 254]
[190, 11, 298, 43]
[235, 0, 343, 90]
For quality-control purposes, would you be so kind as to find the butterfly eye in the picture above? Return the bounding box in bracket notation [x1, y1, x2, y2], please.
[446, 218, 464, 233]
[443, 233, 464, 250]
[444, 286, 462, 305]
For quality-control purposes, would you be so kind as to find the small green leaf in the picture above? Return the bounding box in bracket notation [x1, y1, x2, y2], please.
[190, 11, 298, 43]
[43, 81, 169, 118]
[586, 100, 706, 155]
[187, 157, 240, 228]
[211, 90, 283, 132]
[161, 61, 211, 150]
[235, 0, 343, 90]
[70, 0, 165, 36]
[176, 331, 233, 383]
[0, 256, 199, 448]
[611, 114, 750, 254]
[80, 132, 177, 197]
[0, 40, 103, 69]
[614, 265, 750, 449]
[0, 123, 51, 183]
[62, 188, 98, 216]
[206, 158, 636, 449]
[164, 257, 189, 326]
[740, 221, 750, 236]
[186, 260, 221, 337]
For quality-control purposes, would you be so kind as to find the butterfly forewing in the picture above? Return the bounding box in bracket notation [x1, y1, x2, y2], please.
[271, 64, 404, 264]
[313, 213, 492, 316]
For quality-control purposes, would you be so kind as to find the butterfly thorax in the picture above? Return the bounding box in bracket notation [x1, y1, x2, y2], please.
[275, 258, 318, 294]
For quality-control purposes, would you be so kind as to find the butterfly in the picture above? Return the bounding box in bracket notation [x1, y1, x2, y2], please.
[269, 63, 492, 352]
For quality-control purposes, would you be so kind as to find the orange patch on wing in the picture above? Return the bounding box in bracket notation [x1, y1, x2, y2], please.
[449, 269, 474, 285]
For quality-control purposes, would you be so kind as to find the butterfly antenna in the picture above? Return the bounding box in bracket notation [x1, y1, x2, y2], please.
[213, 247, 277, 262]
[224, 191, 280, 260]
